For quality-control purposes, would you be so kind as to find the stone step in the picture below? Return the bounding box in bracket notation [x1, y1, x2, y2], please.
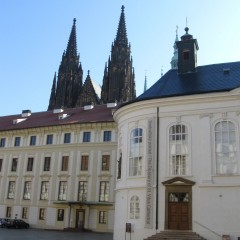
[144, 230, 207, 240]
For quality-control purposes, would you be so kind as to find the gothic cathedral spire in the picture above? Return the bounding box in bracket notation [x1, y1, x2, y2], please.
[47, 18, 83, 110]
[101, 5, 136, 103]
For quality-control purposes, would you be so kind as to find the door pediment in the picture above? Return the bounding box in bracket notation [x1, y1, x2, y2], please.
[162, 177, 195, 186]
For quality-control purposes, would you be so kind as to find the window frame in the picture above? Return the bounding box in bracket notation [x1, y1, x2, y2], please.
[40, 181, 49, 200]
[0, 138, 6, 147]
[30, 136, 36, 146]
[99, 211, 107, 224]
[22, 207, 28, 219]
[43, 157, 51, 171]
[57, 209, 64, 221]
[39, 208, 45, 220]
[23, 181, 31, 200]
[58, 181, 67, 201]
[78, 181, 88, 201]
[83, 132, 91, 142]
[103, 131, 112, 142]
[99, 181, 110, 202]
[27, 157, 34, 171]
[130, 195, 140, 219]
[6, 207, 12, 218]
[7, 181, 15, 199]
[46, 134, 53, 145]
[81, 155, 89, 171]
[61, 156, 69, 171]
[214, 120, 237, 175]
[102, 155, 110, 171]
[14, 137, 21, 147]
[129, 128, 143, 177]
[64, 133, 71, 144]
[11, 158, 18, 172]
[169, 124, 189, 176]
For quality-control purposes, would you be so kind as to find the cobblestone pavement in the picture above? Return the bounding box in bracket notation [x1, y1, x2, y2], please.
[0, 228, 113, 240]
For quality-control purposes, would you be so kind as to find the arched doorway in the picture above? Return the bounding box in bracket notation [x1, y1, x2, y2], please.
[162, 177, 195, 230]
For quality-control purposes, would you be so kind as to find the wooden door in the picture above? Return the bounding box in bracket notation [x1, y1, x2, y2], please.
[168, 192, 189, 230]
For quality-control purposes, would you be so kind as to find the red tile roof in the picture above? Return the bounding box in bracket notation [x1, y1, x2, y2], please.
[0, 105, 116, 131]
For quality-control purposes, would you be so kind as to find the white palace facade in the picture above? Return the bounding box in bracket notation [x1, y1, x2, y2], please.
[0, 104, 117, 232]
[1, 26, 240, 240]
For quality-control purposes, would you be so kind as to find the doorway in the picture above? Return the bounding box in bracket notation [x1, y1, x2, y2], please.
[162, 177, 195, 230]
[75, 209, 85, 230]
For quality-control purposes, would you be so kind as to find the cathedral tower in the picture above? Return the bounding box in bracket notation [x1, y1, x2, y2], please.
[101, 6, 136, 103]
[48, 18, 83, 110]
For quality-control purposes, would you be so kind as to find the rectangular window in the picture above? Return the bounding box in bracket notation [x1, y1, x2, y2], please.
[83, 132, 91, 142]
[14, 137, 21, 147]
[27, 157, 34, 171]
[58, 181, 67, 201]
[0, 159, 3, 172]
[7, 181, 15, 199]
[40, 181, 49, 200]
[171, 155, 186, 175]
[43, 157, 51, 171]
[81, 155, 89, 171]
[22, 207, 28, 219]
[103, 131, 112, 142]
[129, 157, 142, 176]
[11, 158, 18, 172]
[64, 133, 71, 143]
[183, 50, 190, 60]
[6, 207, 12, 218]
[23, 181, 31, 200]
[99, 211, 107, 224]
[99, 181, 109, 202]
[0, 138, 6, 147]
[78, 181, 88, 201]
[46, 134, 53, 144]
[61, 156, 69, 171]
[39, 208, 45, 220]
[57, 209, 64, 221]
[102, 155, 110, 171]
[30, 136, 36, 146]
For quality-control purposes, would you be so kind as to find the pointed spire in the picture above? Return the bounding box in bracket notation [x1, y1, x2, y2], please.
[47, 72, 57, 110]
[66, 18, 78, 57]
[171, 26, 179, 69]
[115, 5, 128, 46]
[144, 74, 147, 93]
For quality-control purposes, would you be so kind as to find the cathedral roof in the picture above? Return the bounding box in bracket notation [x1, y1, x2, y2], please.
[137, 61, 240, 101]
[0, 104, 116, 132]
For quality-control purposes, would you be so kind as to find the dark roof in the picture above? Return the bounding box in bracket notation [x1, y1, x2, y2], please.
[0, 104, 116, 132]
[137, 61, 240, 101]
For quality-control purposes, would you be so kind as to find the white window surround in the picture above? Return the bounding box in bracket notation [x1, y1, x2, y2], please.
[168, 123, 191, 177]
[128, 127, 144, 177]
[214, 120, 238, 175]
[130, 195, 140, 219]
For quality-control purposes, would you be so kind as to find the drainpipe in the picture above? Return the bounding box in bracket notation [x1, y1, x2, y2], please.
[156, 107, 159, 230]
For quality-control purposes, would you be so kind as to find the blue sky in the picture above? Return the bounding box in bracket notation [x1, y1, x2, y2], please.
[1, 0, 240, 116]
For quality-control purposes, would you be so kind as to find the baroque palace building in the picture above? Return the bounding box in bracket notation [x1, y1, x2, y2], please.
[0, 5, 134, 233]
[1, 6, 240, 240]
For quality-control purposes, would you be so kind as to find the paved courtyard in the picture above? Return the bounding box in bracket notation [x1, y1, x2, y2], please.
[0, 228, 113, 240]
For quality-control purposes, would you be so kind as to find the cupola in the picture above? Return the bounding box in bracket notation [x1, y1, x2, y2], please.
[176, 27, 199, 74]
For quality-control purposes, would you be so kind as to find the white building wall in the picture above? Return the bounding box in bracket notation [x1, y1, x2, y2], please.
[114, 91, 240, 240]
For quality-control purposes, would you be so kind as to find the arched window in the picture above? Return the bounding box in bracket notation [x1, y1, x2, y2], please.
[169, 124, 189, 175]
[215, 121, 237, 174]
[129, 128, 143, 176]
[130, 196, 140, 219]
